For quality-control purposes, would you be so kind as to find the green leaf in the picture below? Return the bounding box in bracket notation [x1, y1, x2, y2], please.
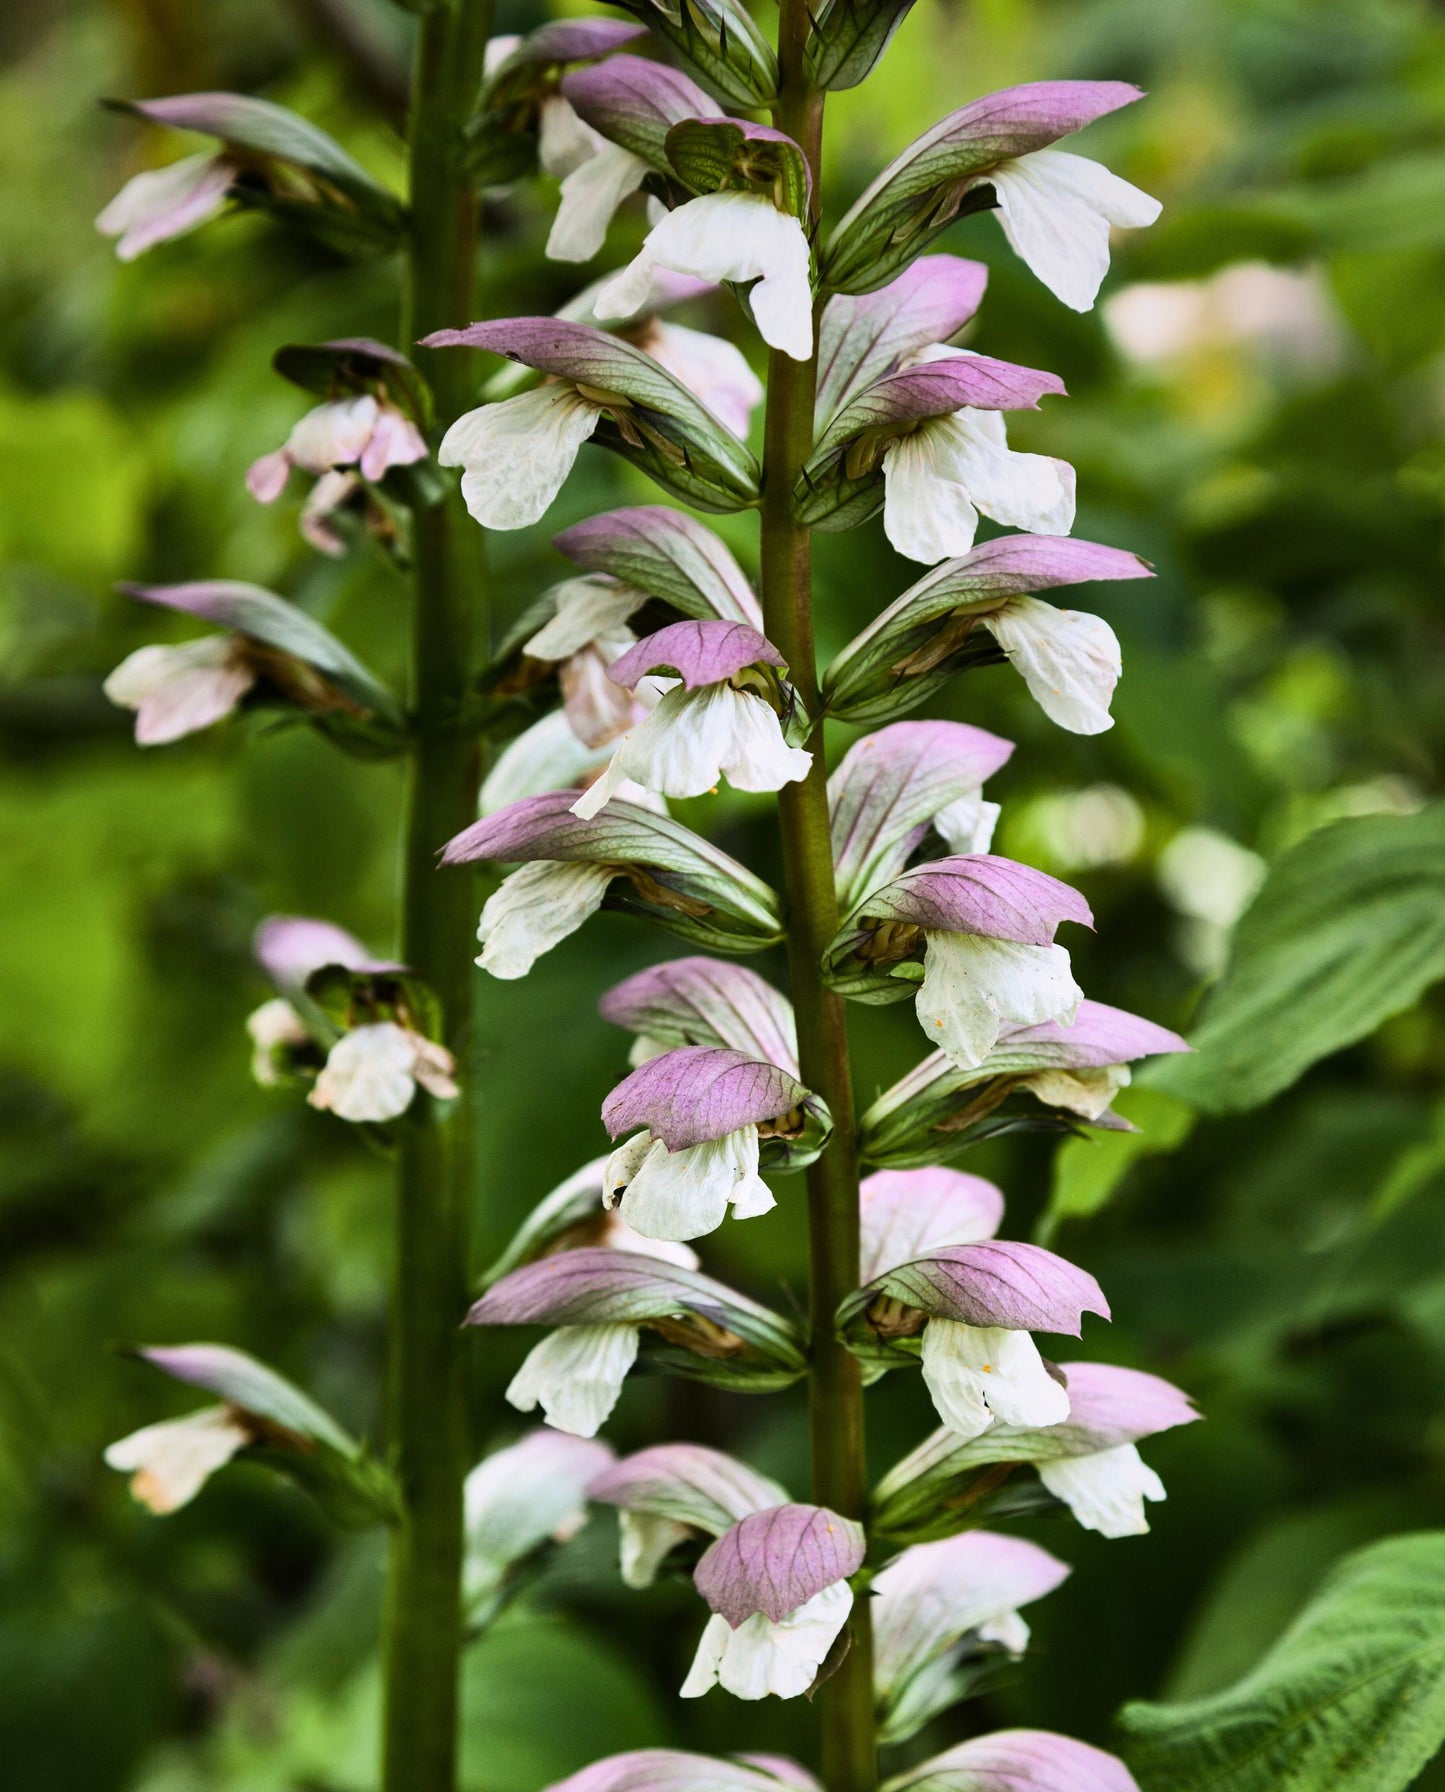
[1037, 1087, 1195, 1245]
[1119, 1531, 1445, 1792]
[1154, 806, 1445, 1114]
[804, 0, 917, 91]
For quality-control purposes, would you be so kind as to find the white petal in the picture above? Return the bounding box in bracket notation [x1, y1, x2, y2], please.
[1039, 1442, 1165, 1537]
[479, 710, 613, 813]
[932, 794, 1001, 856]
[476, 859, 616, 978]
[524, 577, 644, 661]
[246, 997, 308, 1086]
[308, 1021, 419, 1123]
[104, 1406, 250, 1513]
[976, 1609, 1032, 1655]
[718, 689, 812, 793]
[882, 429, 982, 564]
[979, 597, 1121, 734]
[924, 409, 1076, 536]
[359, 404, 428, 481]
[562, 645, 642, 750]
[990, 149, 1162, 313]
[538, 94, 610, 181]
[1021, 1063, 1129, 1120]
[505, 1323, 640, 1437]
[96, 152, 232, 259]
[548, 143, 650, 261]
[619, 1510, 695, 1587]
[602, 1212, 701, 1270]
[287, 396, 378, 474]
[921, 1321, 1071, 1438]
[104, 637, 254, 745]
[682, 1583, 853, 1702]
[611, 1125, 772, 1243]
[602, 1132, 656, 1211]
[464, 1431, 611, 1595]
[595, 193, 814, 360]
[247, 448, 292, 503]
[640, 321, 763, 439]
[439, 385, 601, 530]
[917, 931, 1083, 1069]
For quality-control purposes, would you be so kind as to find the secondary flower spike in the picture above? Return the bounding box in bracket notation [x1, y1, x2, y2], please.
[571, 620, 811, 818]
[683, 1503, 865, 1700]
[602, 1045, 827, 1241]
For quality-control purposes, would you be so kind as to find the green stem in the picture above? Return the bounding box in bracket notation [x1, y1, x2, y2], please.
[763, 12, 877, 1792]
[382, 5, 491, 1792]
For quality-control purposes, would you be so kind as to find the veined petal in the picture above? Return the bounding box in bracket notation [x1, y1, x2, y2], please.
[505, 1322, 641, 1437]
[607, 1126, 774, 1243]
[571, 685, 736, 816]
[476, 858, 616, 978]
[104, 1405, 250, 1513]
[96, 151, 233, 259]
[104, 636, 255, 745]
[925, 409, 1075, 536]
[525, 577, 645, 662]
[439, 385, 601, 530]
[308, 1021, 420, 1123]
[548, 141, 650, 262]
[1038, 1441, 1165, 1537]
[917, 931, 1082, 1069]
[978, 597, 1121, 734]
[921, 1320, 1071, 1439]
[597, 193, 814, 361]
[882, 429, 982, 564]
[563, 641, 645, 750]
[641, 321, 764, 440]
[990, 148, 1161, 313]
[859, 1167, 1004, 1285]
[681, 1582, 853, 1702]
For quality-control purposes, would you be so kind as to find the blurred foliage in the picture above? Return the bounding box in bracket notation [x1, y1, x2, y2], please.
[2, 0, 1445, 1787]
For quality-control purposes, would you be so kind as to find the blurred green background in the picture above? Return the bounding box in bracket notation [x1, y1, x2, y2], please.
[4, 0, 1445, 1786]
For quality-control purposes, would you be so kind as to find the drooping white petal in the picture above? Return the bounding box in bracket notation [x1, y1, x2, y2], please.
[246, 997, 309, 1086]
[476, 859, 617, 978]
[548, 143, 650, 262]
[917, 931, 1083, 1069]
[681, 1582, 853, 1702]
[96, 152, 233, 259]
[1039, 1442, 1165, 1537]
[439, 385, 602, 530]
[538, 94, 610, 182]
[976, 1608, 1032, 1654]
[104, 636, 255, 745]
[619, 1509, 695, 1587]
[932, 793, 1001, 856]
[596, 191, 814, 361]
[928, 409, 1075, 534]
[525, 577, 645, 662]
[920, 1321, 1071, 1439]
[640, 321, 764, 439]
[988, 148, 1162, 313]
[718, 688, 813, 793]
[505, 1323, 640, 1437]
[881, 428, 983, 564]
[978, 597, 1121, 734]
[299, 470, 361, 557]
[287, 396, 379, 474]
[604, 1125, 774, 1243]
[309, 1021, 420, 1123]
[463, 1430, 612, 1603]
[480, 710, 613, 813]
[104, 1406, 250, 1513]
[1020, 1063, 1129, 1120]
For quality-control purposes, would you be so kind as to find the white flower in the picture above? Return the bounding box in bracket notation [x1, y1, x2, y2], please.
[1038, 1441, 1166, 1536]
[308, 1021, 459, 1124]
[549, 142, 650, 262]
[987, 149, 1162, 313]
[439, 384, 604, 530]
[247, 395, 428, 505]
[681, 1581, 853, 1701]
[604, 1126, 775, 1243]
[916, 930, 1083, 1069]
[977, 597, 1122, 734]
[463, 1429, 613, 1604]
[246, 997, 309, 1086]
[920, 1320, 1071, 1440]
[636, 320, 763, 439]
[572, 684, 810, 818]
[525, 577, 644, 662]
[882, 400, 1075, 564]
[1021, 1063, 1130, 1120]
[104, 1406, 251, 1513]
[619, 1510, 697, 1587]
[506, 1322, 641, 1438]
[596, 191, 814, 361]
[476, 859, 618, 979]
[104, 636, 255, 746]
[96, 152, 234, 260]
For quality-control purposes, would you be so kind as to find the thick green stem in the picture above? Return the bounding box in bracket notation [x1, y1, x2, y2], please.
[381, 5, 491, 1792]
[763, 12, 877, 1792]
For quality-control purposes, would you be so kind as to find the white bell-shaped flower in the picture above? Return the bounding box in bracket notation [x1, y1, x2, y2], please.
[603, 1125, 775, 1243]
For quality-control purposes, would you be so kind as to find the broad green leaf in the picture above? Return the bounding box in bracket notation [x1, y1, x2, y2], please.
[1037, 1088, 1195, 1245]
[1155, 806, 1445, 1114]
[1120, 1531, 1445, 1792]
